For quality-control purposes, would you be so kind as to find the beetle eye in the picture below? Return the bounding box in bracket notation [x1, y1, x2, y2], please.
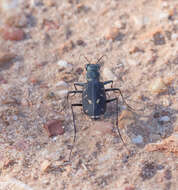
[85, 64, 89, 70]
[97, 64, 100, 70]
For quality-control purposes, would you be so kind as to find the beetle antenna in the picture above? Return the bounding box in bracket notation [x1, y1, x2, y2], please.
[79, 54, 92, 64]
[84, 56, 91, 64]
[96, 54, 107, 64]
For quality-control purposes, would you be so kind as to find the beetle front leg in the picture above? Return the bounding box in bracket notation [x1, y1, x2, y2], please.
[74, 82, 85, 90]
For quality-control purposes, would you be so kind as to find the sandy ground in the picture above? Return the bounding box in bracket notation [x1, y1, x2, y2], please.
[0, 0, 178, 190]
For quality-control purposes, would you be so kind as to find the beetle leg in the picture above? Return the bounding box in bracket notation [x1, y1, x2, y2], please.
[67, 90, 82, 103]
[106, 98, 129, 152]
[68, 103, 83, 162]
[74, 82, 85, 90]
[105, 88, 134, 111]
[103, 80, 113, 88]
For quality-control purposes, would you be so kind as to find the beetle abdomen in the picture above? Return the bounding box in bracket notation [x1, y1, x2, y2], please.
[82, 81, 106, 117]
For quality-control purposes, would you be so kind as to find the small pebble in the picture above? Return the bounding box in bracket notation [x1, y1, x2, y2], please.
[57, 60, 72, 71]
[55, 81, 68, 89]
[76, 39, 86, 46]
[153, 32, 166, 45]
[41, 160, 51, 173]
[149, 78, 167, 94]
[124, 186, 135, 190]
[103, 67, 117, 81]
[132, 135, 143, 144]
[0, 0, 20, 12]
[171, 33, 178, 40]
[127, 58, 138, 66]
[104, 27, 123, 41]
[56, 89, 68, 97]
[0, 177, 34, 190]
[163, 74, 174, 86]
[3, 159, 16, 169]
[132, 15, 145, 30]
[44, 119, 65, 137]
[0, 50, 16, 66]
[44, 0, 56, 7]
[57, 60, 68, 67]
[145, 133, 178, 156]
[140, 161, 156, 180]
[5, 14, 27, 28]
[159, 116, 170, 122]
[58, 40, 74, 55]
[150, 134, 161, 142]
[164, 169, 172, 180]
[12, 115, 18, 121]
[0, 27, 25, 41]
[159, 12, 169, 20]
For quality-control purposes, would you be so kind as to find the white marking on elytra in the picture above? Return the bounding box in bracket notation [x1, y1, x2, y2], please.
[88, 99, 92, 104]
[96, 99, 100, 104]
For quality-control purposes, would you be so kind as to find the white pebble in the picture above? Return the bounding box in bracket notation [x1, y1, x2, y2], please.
[127, 58, 138, 66]
[13, 116, 18, 121]
[0, 177, 34, 190]
[0, 0, 20, 12]
[159, 12, 169, 20]
[56, 90, 68, 97]
[149, 78, 167, 94]
[159, 116, 170, 122]
[132, 135, 143, 144]
[103, 68, 117, 81]
[171, 33, 178, 40]
[57, 60, 72, 68]
[132, 15, 149, 30]
[55, 81, 68, 88]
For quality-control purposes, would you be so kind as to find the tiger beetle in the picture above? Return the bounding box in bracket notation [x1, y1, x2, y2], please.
[67, 55, 133, 161]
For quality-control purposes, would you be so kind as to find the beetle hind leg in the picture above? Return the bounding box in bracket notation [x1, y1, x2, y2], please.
[67, 103, 83, 162]
[107, 98, 129, 153]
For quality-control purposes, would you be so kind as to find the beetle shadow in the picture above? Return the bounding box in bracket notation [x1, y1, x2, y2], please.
[104, 101, 177, 148]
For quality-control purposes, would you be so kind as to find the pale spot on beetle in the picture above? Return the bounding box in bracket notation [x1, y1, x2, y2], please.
[88, 99, 92, 104]
[96, 99, 100, 104]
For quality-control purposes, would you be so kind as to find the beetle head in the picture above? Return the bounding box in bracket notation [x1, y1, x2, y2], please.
[86, 64, 100, 81]
[85, 64, 100, 71]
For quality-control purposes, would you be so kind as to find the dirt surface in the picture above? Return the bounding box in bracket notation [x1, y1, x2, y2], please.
[0, 0, 178, 190]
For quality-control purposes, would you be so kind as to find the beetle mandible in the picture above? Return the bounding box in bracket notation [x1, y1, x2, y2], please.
[67, 55, 132, 161]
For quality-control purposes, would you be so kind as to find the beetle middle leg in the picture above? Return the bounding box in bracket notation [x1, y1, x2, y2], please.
[105, 88, 134, 111]
[73, 82, 85, 90]
[106, 98, 129, 152]
[103, 80, 113, 88]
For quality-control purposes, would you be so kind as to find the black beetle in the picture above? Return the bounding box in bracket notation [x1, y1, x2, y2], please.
[67, 55, 132, 161]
